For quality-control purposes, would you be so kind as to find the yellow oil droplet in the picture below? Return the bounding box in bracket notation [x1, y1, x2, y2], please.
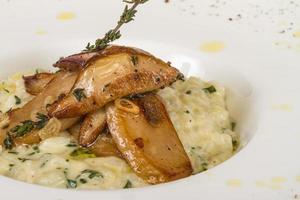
[200, 41, 225, 53]
[226, 179, 242, 187]
[35, 29, 47, 36]
[255, 180, 283, 190]
[296, 176, 300, 182]
[271, 104, 293, 112]
[56, 12, 76, 21]
[270, 177, 287, 183]
[293, 31, 300, 38]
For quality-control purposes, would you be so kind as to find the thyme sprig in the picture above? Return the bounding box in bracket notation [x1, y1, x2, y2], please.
[84, 0, 149, 52]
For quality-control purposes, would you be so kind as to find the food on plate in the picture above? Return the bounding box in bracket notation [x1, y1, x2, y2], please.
[23, 72, 56, 95]
[78, 109, 106, 147]
[106, 93, 192, 184]
[0, 71, 80, 148]
[0, 0, 238, 190]
[48, 45, 182, 118]
[0, 58, 238, 188]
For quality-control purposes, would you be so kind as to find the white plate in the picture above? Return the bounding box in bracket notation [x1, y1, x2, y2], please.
[0, 0, 300, 199]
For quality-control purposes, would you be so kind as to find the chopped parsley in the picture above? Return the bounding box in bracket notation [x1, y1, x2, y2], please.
[70, 148, 96, 159]
[14, 95, 21, 105]
[66, 143, 77, 147]
[66, 179, 77, 188]
[123, 180, 132, 189]
[203, 86, 216, 93]
[5, 113, 49, 149]
[35, 113, 49, 129]
[17, 157, 30, 162]
[80, 169, 103, 179]
[27, 145, 40, 156]
[10, 120, 34, 137]
[7, 151, 18, 155]
[3, 134, 14, 149]
[73, 88, 86, 102]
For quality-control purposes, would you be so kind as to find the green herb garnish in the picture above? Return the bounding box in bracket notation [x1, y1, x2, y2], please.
[17, 157, 30, 162]
[203, 86, 216, 93]
[84, 0, 149, 52]
[81, 169, 103, 179]
[14, 95, 21, 105]
[10, 120, 34, 137]
[8, 151, 18, 154]
[70, 148, 96, 159]
[66, 179, 77, 188]
[3, 135, 13, 149]
[73, 88, 86, 102]
[35, 113, 49, 129]
[66, 143, 77, 147]
[123, 180, 132, 189]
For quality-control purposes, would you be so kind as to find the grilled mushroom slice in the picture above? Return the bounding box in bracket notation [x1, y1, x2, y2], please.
[0, 71, 80, 147]
[53, 45, 155, 71]
[79, 109, 106, 147]
[23, 72, 55, 95]
[48, 45, 183, 118]
[68, 123, 121, 157]
[106, 93, 192, 184]
[88, 127, 122, 158]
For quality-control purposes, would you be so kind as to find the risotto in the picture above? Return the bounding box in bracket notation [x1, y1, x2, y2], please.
[0, 73, 237, 189]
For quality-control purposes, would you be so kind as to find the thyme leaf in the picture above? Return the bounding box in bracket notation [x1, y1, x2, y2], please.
[10, 120, 34, 137]
[35, 113, 49, 129]
[84, 0, 149, 52]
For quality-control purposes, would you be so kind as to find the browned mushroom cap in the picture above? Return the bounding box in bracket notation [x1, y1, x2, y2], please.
[53, 45, 153, 71]
[68, 123, 121, 158]
[106, 93, 192, 184]
[79, 109, 106, 147]
[0, 71, 80, 147]
[48, 46, 183, 118]
[23, 72, 56, 95]
[88, 127, 122, 158]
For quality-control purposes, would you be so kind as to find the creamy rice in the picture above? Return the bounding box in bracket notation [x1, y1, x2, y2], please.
[0, 73, 237, 189]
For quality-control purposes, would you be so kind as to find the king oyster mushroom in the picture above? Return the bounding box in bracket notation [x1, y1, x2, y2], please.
[48, 45, 183, 118]
[23, 72, 56, 95]
[22, 71, 107, 147]
[0, 71, 80, 147]
[106, 93, 192, 184]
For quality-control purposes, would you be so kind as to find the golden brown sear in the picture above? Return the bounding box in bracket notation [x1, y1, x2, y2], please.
[0, 71, 80, 146]
[23, 72, 56, 95]
[79, 109, 106, 147]
[106, 93, 192, 184]
[48, 46, 183, 119]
